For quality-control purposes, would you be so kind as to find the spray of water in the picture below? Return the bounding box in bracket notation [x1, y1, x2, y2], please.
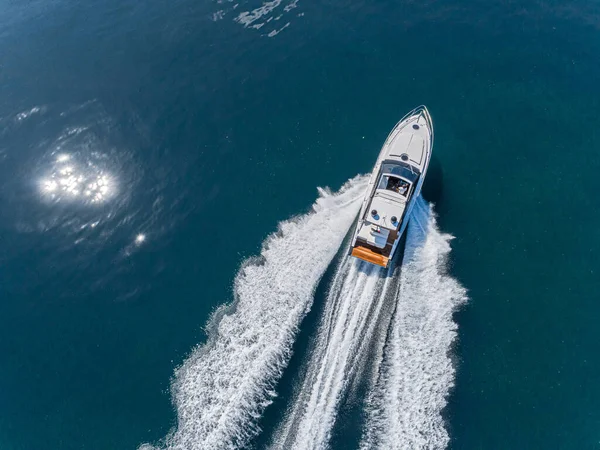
[271, 196, 467, 450]
[139, 176, 368, 450]
[360, 197, 468, 450]
[270, 256, 394, 450]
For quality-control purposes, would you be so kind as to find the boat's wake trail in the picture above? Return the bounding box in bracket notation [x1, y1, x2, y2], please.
[360, 197, 468, 450]
[139, 176, 368, 450]
[270, 252, 395, 450]
[270, 196, 467, 450]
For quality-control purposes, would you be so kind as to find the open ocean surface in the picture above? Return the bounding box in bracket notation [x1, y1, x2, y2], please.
[2, 0, 600, 449]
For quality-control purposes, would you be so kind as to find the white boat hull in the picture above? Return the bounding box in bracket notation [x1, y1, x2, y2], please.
[350, 106, 433, 268]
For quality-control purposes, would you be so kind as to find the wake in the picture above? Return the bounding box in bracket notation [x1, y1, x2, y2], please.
[360, 197, 468, 450]
[139, 176, 368, 450]
[270, 253, 395, 449]
[271, 196, 467, 450]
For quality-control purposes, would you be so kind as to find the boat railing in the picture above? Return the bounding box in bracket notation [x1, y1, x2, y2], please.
[384, 105, 434, 147]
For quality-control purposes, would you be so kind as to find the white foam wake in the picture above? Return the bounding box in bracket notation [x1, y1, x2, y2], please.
[360, 197, 468, 450]
[270, 197, 467, 450]
[139, 176, 368, 450]
[270, 253, 396, 450]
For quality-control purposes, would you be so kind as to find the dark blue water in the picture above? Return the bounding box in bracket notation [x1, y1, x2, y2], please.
[2, 0, 600, 448]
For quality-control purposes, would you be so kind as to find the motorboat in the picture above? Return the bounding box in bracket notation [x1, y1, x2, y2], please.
[349, 106, 433, 268]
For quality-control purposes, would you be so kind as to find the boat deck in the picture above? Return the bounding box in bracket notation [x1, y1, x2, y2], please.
[351, 246, 389, 267]
[352, 228, 399, 267]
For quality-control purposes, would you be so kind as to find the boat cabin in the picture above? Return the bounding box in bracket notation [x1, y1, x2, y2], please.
[377, 162, 419, 192]
[362, 162, 419, 228]
[379, 174, 411, 197]
[354, 162, 420, 257]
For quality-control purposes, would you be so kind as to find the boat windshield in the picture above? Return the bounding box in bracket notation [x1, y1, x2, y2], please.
[380, 162, 419, 183]
[378, 174, 410, 196]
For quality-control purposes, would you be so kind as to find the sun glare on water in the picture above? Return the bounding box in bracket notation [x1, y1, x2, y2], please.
[39, 153, 117, 204]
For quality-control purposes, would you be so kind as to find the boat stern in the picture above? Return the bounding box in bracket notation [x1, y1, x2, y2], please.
[350, 244, 390, 268]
